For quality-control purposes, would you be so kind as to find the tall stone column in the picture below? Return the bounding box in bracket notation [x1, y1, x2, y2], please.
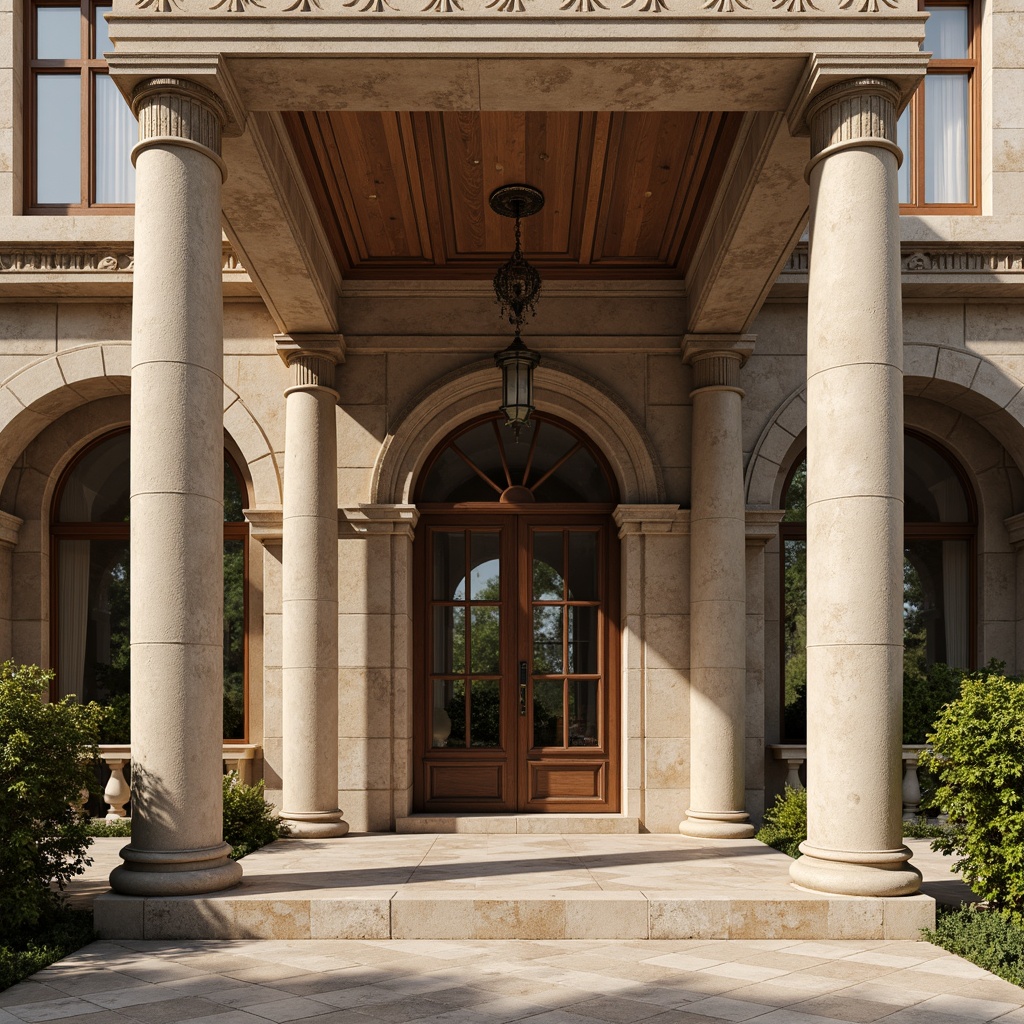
[790, 78, 920, 897]
[680, 338, 754, 840]
[277, 335, 348, 838]
[111, 78, 241, 896]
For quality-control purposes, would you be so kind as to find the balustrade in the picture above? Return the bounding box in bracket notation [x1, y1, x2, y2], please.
[78, 744, 259, 821]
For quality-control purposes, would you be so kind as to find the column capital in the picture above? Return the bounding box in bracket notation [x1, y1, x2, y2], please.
[801, 78, 904, 178]
[0, 511, 23, 550]
[613, 504, 688, 538]
[682, 335, 754, 396]
[341, 504, 420, 540]
[131, 78, 228, 181]
[276, 333, 345, 398]
[745, 508, 786, 547]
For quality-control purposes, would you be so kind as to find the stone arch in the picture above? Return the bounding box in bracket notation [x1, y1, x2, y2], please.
[0, 343, 282, 508]
[372, 357, 664, 505]
[746, 344, 1024, 509]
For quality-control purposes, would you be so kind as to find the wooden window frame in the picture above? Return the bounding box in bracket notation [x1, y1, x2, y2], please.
[26, 0, 134, 214]
[900, 0, 981, 215]
[49, 430, 249, 741]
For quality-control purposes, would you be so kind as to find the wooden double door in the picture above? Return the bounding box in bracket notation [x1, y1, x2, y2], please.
[414, 512, 620, 812]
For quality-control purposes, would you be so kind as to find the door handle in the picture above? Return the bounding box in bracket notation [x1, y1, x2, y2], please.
[519, 660, 528, 716]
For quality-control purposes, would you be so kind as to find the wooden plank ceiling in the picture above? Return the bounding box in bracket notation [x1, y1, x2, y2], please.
[283, 110, 743, 280]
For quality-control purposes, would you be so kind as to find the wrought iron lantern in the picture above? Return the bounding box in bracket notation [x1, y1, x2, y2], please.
[490, 184, 544, 439]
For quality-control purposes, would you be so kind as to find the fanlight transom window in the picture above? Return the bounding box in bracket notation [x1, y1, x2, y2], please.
[418, 413, 615, 504]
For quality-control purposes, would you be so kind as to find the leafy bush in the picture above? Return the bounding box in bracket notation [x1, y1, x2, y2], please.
[903, 661, 965, 744]
[756, 786, 807, 858]
[0, 908, 94, 992]
[0, 663, 100, 938]
[921, 669, 1024, 917]
[222, 771, 289, 859]
[84, 818, 131, 838]
[92, 693, 130, 745]
[902, 818, 954, 840]
[926, 906, 1024, 987]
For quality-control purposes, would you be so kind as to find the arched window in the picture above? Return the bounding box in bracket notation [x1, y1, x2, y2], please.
[780, 431, 976, 742]
[50, 430, 248, 740]
[418, 412, 616, 505]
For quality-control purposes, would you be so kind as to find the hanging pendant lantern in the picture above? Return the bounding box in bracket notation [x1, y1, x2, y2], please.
[490, 184, 544, 439]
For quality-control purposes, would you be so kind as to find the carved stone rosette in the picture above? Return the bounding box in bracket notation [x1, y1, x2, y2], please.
[131, 78, 228, 180]
[805, 77, 902, 177]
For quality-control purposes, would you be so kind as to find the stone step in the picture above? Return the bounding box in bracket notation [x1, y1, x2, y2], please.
[395, 814, 643, 834]
[94, 888, 934, 942]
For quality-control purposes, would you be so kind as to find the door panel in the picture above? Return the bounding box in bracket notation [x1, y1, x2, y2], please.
[415, 513, 618, 813]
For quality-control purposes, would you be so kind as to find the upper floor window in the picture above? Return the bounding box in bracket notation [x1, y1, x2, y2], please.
[27, 0, 136, 212]
[898, 1, 979, 213]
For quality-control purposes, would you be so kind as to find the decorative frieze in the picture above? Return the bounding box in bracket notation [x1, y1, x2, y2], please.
[0, 246, 244, 276]
[782, 243, 1024, 277]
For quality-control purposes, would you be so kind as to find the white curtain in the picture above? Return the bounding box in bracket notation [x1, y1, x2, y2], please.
[95, 75, 137, 204]
[925, 74, 969, 204]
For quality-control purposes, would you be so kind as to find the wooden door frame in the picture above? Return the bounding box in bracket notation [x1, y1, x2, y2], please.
[413, 504, 621, 814]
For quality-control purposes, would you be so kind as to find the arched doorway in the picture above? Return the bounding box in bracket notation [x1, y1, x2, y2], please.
[413, 412, 621, 813]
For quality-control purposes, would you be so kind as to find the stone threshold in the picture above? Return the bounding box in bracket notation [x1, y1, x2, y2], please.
[395, 814, 642, 834]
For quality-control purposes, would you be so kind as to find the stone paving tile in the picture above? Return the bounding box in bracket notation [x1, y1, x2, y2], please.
[2, 938, 1023, 1024]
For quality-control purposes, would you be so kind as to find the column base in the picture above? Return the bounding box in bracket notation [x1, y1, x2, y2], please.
[679, 809, 755, 840]
[110, 842, 242, 896]
[280, 809, 349, 839]
[790, 841, 922, 897]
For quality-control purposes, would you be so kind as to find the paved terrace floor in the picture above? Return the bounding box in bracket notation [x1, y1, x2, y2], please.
[84, 834, 973, 942]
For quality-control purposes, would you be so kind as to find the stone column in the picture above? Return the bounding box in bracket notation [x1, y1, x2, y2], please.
[790, 78, 920, 897]
[111, 78, 241, 896]
[277, 335, 348, 838]
[680, 338, 754, 839]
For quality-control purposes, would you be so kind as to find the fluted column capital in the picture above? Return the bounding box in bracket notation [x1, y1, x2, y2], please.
[275, 333, 345, 399]
[131, 78, 228, 181]
[804, 78, 903, 179]
[682, 334, 754, 397]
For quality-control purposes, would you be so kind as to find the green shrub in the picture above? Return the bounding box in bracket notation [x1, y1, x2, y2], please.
[0, 908, 94, 992]
[84, 818, 131, 838]
[92, 693, 130, 745]
[902, 818, 955, 840]
[926, 906, 1024, 987]
[921, 669, 1024, 917]
[0, 663, 100, 938]
[222, 771, 289, 859]
[903, 661, 966, 744]
[756, 786, 807, 858]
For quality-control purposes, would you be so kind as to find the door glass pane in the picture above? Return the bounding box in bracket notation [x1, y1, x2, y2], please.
[432, 606, 465, 674]
[533, 680, 563, 747]
[897, 106, 911, 204]
[470, 533, 500, 600]
[568, 532, 598, 601]
[925, 5, 969, 59]
[568, 681, 599, 747]
[95, 74, 137, 204]
[470, 680, 500, 747]
[568, 606, 598, 675]
[433, 532, 465, 600]
[470, 607, 499, 674]
[223, 540, 245, 740]
[432, 680, 466, 748]
[533, 532, 564, 601]
[94, 5, 112, 57]
[37, 6, 80, 58]
[36, 75, 81, 204]
[533, 606, 563, 674]
[924, 74, 969, 204]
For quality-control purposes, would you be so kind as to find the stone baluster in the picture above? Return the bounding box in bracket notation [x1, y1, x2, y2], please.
[790, 78, 920, 897]
[680, 337, 755, 839]
[110, 78, 242, 896]
[103, 756, 131, 821]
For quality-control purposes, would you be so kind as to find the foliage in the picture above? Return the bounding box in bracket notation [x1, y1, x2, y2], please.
[84, 817, 131, 838]
[223, 540, 245, 739]
[92, 693, 130, 744]
[0, 663, 99, 937]
[903, 658, 967, 745]
[921, 669, 1024, 916]
[902, 818, 955, 839]
[926, 906, 1024, 988]
[222, 771, 289, 859]
[756, 786, 807, 859]
[0, 908, 94, 992]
